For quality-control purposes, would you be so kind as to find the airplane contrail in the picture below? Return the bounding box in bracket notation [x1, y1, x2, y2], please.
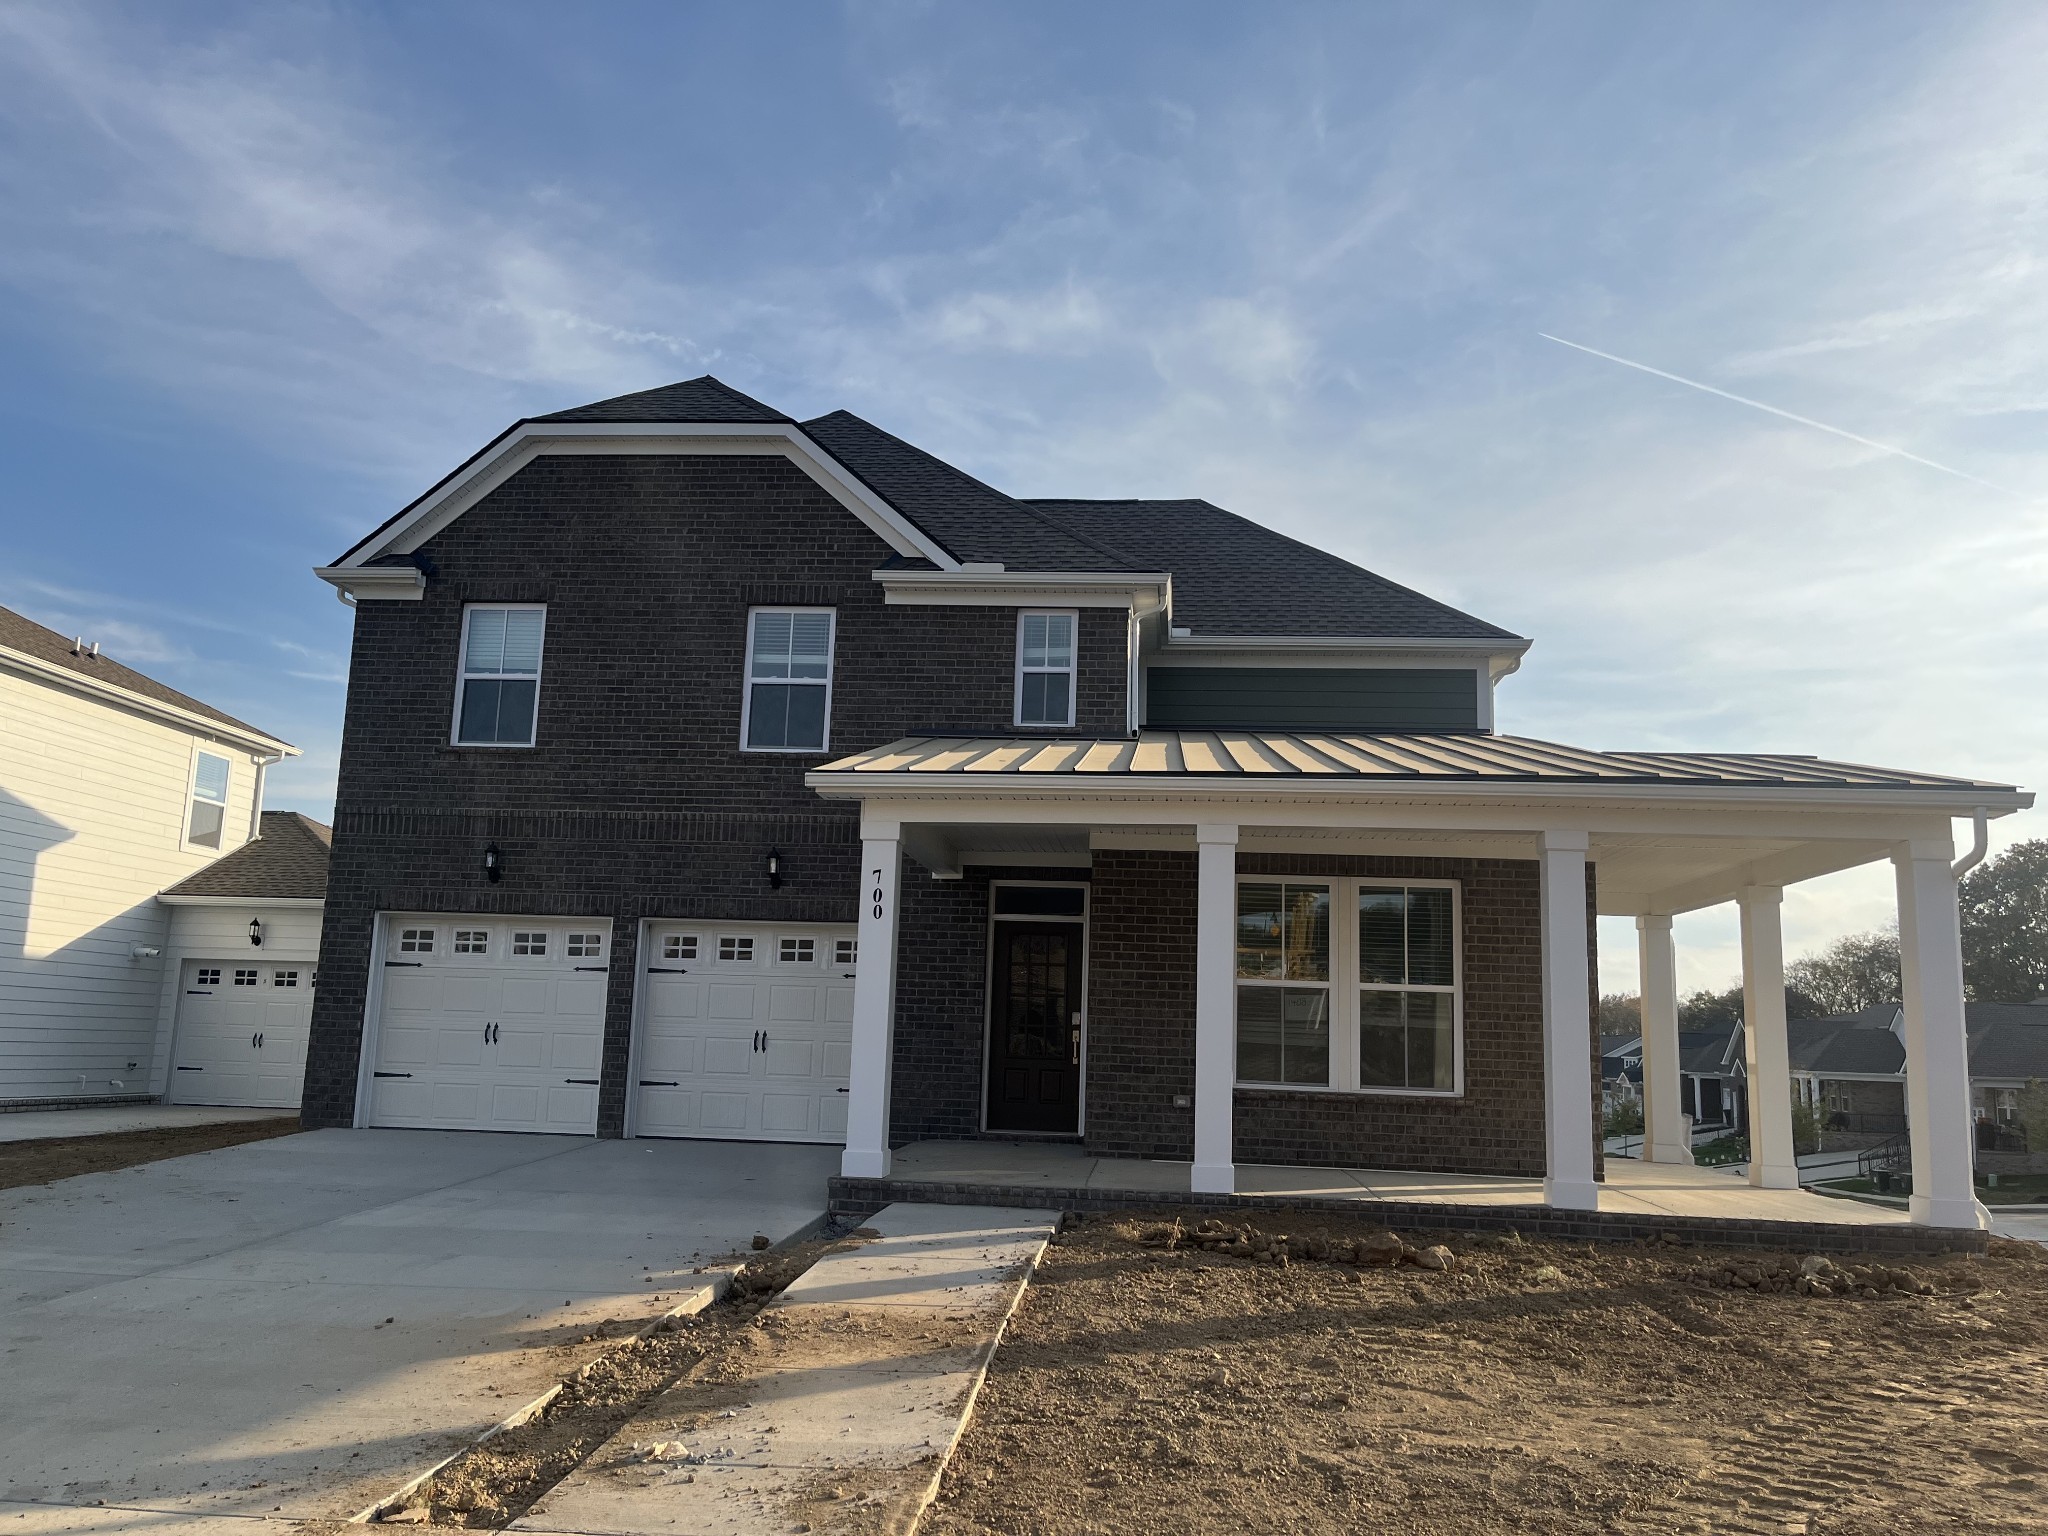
[1538, 332, 2015, 496]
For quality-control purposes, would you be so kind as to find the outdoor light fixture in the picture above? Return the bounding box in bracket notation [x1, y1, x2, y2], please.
[247, 918, 263, 947]
[484, 843, 503, 883]
[766, 848, 783, 889]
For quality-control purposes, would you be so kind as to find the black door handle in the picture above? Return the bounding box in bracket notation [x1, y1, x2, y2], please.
[573, 965, 608, 972]
[256, 1032, 264, 1049]
[374, 1071, 412, 1078]
[251, 1033, 259, 1049]
[384, 961, 423, 968]
[647, 966, 690, 974]
[639, 1079, 679, 1087]
[564, 1078, 599, 1085]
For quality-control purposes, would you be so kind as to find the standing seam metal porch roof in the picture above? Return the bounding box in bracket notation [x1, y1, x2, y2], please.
[813, 732, 2023, 792]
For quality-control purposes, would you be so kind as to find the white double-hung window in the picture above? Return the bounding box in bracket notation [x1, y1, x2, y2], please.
[743, 608, 834, 751]
[455, 605, 545, 746]
[186, 750, 232, 849]
[1236, 878, 1461, 1095]
[1014, 610, 1077, 728]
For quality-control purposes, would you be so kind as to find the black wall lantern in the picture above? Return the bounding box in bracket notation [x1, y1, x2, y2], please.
[247, 917, 264, 947]
[766, 848, 783, 889]
[483, 843, 503, 883]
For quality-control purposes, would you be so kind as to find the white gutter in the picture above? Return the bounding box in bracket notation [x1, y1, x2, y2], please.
[248, 753, 287, 842]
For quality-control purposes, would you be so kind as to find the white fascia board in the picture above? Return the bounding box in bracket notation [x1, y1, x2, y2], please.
[1158, 633, 1531, 675]
[802, 771, 2031, 824]
[155, 894, 326, 908]
[327, 421, 960, 575]
[877, 570, 1171, 613]
[0, 646, 299, 757]
[312, 565, 425, 601]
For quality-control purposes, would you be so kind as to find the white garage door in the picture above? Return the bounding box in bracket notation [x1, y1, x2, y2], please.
[634, 922, 856, 1143]
[368, 915, 611, 1134]
[169, 959, 313, 1108]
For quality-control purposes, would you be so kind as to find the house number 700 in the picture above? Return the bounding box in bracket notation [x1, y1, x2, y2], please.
[871, 869, 885, 919]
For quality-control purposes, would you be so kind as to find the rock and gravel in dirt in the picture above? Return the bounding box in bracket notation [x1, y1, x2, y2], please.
[923, 1209, 2048, 1536]
[0, 1117, 301, 1189]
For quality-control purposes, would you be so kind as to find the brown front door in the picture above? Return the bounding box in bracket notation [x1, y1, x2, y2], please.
[985, 920, 1084, 1133]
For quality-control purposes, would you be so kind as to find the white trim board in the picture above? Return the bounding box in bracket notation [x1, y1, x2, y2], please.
[322, 423, 961, 591]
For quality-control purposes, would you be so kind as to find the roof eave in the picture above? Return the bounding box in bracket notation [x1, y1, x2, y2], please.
[156, 893, 326, 907]
[0, 644, 297, 756]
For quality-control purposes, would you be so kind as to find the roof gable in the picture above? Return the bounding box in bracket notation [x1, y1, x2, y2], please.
[530, 376, 792, 424]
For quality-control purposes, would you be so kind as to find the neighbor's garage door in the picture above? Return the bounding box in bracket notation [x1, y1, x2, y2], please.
[169, 959, 313, 1107]
[368, 916, 611, 1133]
[635, 923, 855, 1143]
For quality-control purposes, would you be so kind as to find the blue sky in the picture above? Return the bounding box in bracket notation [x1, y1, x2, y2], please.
[2, 1, 2042, 993]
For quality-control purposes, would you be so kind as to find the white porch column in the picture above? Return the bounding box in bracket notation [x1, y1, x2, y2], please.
[1539, 831, 1599, 1210]
[1191, 822, 1239, 1195]
[1635, 914, 1693, 1164]
[840, 818, 902, 1181]
[1894, 838, 1991, 1229]
[1737, 886, 1799, 1190]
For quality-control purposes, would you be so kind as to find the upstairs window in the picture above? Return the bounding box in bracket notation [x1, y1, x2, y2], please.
[187, 750, 232, 849]
[455, 605, 545, 747]
[743, 609, 834, 751]
[1015, 611, 1077, 728]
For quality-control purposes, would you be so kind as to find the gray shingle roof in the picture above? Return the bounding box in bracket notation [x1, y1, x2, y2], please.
[1787, 1008, 1906, 1075]
[160, 812, 330, 900]
[1968, 1004, 2048, 1080]
[1025, 498, 1521, 640]
[1679, 1027, 1739, 1075]
[0, 604, 283, 743]
[798, 412, 1141, 570]
[530, 376, 791, 424]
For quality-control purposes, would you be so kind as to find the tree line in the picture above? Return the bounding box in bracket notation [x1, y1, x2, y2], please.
[1599, 838, 2048, 1034]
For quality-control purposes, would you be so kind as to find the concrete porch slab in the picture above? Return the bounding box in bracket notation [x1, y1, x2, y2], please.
[830, 1140, 1984, 1257]
[0, 1129, 836, 1530]
[512, 1202, 1055, 1536]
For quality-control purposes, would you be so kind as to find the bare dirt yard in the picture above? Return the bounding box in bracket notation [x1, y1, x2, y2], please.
[0, 1116, 302, 1190]
[924, 1210, 2048, 1536]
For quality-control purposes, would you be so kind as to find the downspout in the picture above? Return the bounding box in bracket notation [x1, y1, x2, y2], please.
[1951, 806, 1990, 880]
[249, 753, 286, 842]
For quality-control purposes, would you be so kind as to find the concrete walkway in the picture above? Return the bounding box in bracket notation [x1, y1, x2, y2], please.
[514, 1203, 1055, 1536]
[0, 1129, 836, 1531]
[885, 1138, 1907, 1227]
[0, 1104, 297, 1141]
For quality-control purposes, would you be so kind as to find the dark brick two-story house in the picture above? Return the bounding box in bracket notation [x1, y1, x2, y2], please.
[309, 377, 2025, 1229]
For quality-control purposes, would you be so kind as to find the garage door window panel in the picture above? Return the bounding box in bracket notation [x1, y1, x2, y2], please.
[454, 605, 545, 747]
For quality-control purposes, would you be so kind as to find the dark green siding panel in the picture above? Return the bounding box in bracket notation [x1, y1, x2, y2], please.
[1143, 667, 1480, 731]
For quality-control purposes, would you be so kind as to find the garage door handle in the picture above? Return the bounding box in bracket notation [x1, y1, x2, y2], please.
[385, 961, 423, 968]
[573, 965, 609, 972]
[647, 966, 690, 974]
[374, 1071, 412, 1078]
[639, 1079, 679, 1087]
[185, 989, 212, 995]
[564, 1078, 599, 1085]
[176, 1066, 202, 1072]
[835, 1087, 849, 1093]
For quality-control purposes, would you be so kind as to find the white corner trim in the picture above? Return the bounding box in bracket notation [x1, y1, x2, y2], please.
[0, 645, 299, 757]
[328, 421, 961, 574]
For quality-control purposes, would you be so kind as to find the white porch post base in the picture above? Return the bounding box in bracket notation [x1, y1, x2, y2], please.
[1540, 831, 1600, 1211]
[840, 822, 902, 1183]
[1191, 823, 1238, 1196]
[1636, 914, 1693, 1165]
[1895, 839, 1992, 1231]
[1738, 886, 1800, 1191]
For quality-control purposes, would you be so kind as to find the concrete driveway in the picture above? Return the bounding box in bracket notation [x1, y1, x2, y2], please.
[0, 1128, 837, 1531]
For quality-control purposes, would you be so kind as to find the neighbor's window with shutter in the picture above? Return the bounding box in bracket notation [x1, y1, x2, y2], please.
[1014, 611, 1077, 728]
[742, 608, 834, 751]
[454, 605, 545, 746]
[186, 750, 232, 849]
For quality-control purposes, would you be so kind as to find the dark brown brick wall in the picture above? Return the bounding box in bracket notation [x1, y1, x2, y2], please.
[1080, 848, 1603, 1178]
[304, 454, 1128, 1130]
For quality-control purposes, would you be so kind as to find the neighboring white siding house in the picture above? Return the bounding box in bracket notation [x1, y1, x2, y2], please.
[0, 606, 297, 1105]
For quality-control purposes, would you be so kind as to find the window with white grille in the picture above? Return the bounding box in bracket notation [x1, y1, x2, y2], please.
[567, 933, 603, 957]
[718, 936, 755, 962]
[1014, 611, 1078, 728]
[196, 968, 221, 986]
[454, 930, 489, 955]
[778, 937, 815, 963]
[187, 750, 232, 849]
[454, 605, 545, 746]
[742, 609, 834, 751]
[399, 928, 435, 953]
[512, 931, 547, 957]
[234, 969, 259, 986]
[662, 935, 698, 961]
[273, 970, 299, 988]
[834, 938, 858, 967]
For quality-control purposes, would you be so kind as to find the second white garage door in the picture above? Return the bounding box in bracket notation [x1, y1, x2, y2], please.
[634, 922, 856, 1143]
[169, 959, 313, 1108]
[368, 915, 611, 1134]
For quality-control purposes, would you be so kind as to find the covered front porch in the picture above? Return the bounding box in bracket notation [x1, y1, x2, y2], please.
[809, 731, 2030, 1234]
